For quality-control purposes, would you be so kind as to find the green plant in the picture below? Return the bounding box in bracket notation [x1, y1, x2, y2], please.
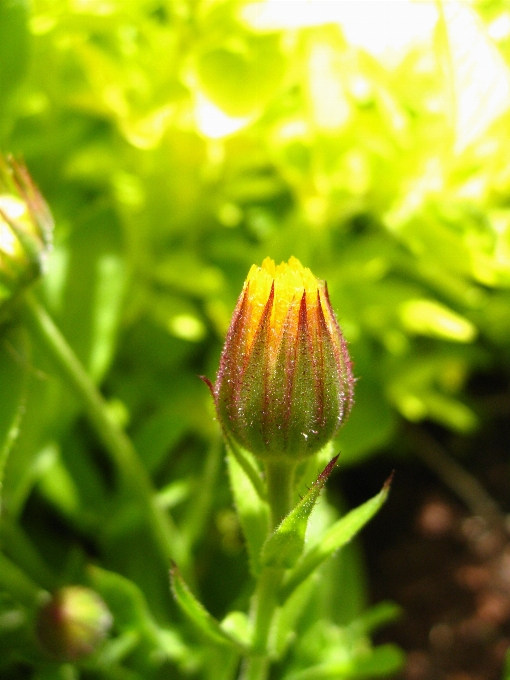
[2, 0, 510, 677]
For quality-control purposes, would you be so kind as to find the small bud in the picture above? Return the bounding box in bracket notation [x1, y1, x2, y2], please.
[213, 257, 354, 461]
[0, 155, 53, 308]
[36, 586, 112, 661]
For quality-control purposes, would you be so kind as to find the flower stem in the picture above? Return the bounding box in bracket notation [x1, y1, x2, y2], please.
[239, 567, 284, 680]
[239, 461, 296, 680]
[21, 292, 183, 566]
[264, 461, 295, 530]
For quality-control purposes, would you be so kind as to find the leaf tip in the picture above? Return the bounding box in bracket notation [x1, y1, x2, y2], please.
[199, 375, 215, 397]
[169, 560, 181, 585]
[318, 453, 339, 483]
[383, 470, 395, 492]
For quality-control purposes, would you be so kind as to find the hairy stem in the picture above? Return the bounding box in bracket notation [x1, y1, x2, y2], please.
[264, 461, 295, 531]
[239, 461, 296, 680]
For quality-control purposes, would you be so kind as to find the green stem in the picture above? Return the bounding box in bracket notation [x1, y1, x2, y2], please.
[182, 433, 222, 553]
[21, 293, 182, 566]
[240, 461, 296, 680]
[240, 567, 284, 680]
[264, 461, 295, 531]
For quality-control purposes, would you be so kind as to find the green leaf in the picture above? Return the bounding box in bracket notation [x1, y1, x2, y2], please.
[220, 610, 251, 648]
[351, 601, 403, 637]
[0, 0, 29, 107]
[280, 476, 392, 601]
[170, 562, 248, 651]
[0, 326, 28, 510]
[436, 1, 510, 153]
[88, 564, 159, 633]
[89, 565, 189, 664]
[284, 643, 405, 679]
[261, 456, 338, 570]
[337, 379, 397, 466]
[48, 205, 126, 383]
[0, 552, 42, 608]
[226, 447, 269, 576]
[196, 35, 285, 117]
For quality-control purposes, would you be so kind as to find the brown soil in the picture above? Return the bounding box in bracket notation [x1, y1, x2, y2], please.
[343, 422, 510, 680]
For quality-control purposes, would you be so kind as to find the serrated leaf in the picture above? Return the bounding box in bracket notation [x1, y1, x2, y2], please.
[261, 456, 338, 570]
[280, 476, 392, 601]
[170, 562, 247, 651]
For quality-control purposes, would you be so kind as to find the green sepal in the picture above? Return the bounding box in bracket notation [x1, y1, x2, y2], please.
[280, 475, 392, 601]
[261, 456, 338, 570]
[170, 562, 248, 652]
[226, 446, 269, 576]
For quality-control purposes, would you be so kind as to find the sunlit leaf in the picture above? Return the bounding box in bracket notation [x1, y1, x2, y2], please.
[261, 456, 338, 570]
[0, 0, 29, 111]
[437, 1, 510, 152]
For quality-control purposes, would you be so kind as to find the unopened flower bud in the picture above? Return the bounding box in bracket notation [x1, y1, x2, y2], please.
[36, 586, 112, 661]
[212, 257, 354, 461]
[0, 155, 53, 309]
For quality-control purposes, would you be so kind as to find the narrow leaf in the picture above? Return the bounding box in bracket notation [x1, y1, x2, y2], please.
[170, 562, 247, 651]
[261, 456, 338, 569]
[280, 475, 392, 601]
[89, 564, 189, 664]
[226, 446, 269, 576]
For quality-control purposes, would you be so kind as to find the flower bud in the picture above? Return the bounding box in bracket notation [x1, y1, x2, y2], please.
[36, 586, 112, 661]
[213, 257, 354, 462]
[0, 155, 53, 309]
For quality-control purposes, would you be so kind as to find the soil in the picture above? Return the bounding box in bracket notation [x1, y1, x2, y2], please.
[342, 417, 510, 680]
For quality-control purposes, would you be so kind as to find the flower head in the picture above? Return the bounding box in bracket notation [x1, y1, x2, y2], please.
[213, 257, 354, 461]
[0, 155, 53, 309]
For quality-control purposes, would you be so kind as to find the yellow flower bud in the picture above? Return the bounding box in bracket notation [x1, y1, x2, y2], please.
[211, 257, 354, 462]
[0, 155, 53, 309]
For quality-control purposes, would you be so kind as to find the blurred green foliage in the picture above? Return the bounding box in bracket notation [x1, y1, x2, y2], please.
[1, 0, 510, 677]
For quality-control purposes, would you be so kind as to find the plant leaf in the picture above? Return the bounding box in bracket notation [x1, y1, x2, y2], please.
[89, 564, 189, 664]
[261, 456, 338, 570]
[170, 562, 248, 651]
[0, 0, 29, 107]
[280, 475, 392, 601]
[226, 447, 269, 576]
[283, 643, 404, 679]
